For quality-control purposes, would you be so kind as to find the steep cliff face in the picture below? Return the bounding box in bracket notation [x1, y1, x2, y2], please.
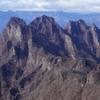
[65, 20, 100, 60]
[0, 15, 100, 100]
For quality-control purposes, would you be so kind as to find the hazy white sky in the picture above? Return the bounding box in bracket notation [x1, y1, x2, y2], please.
[0, 0, 100, 13]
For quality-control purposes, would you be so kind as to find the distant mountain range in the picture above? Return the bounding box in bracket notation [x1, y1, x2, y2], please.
[1, 10, 100, 33]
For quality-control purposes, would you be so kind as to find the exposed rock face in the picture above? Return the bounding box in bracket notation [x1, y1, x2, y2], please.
[65, 20, 100, 60]
[0, 15, 100, 100]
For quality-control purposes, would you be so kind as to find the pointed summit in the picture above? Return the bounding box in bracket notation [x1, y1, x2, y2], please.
[65, 19, 88, 35]
[78, 19, 86, 24]
[3, 17, 27, 42]
[91, 23, 98, 31]
[65, 20, 81, 35]
[40, 15, 55, 22]
[7, 17, 26, 27]
[78, 19, 87, 27]
[90, 23, 100, 35]
[29, 15, 56, 29]
[29, 15, 62, 40]
[29, 15, 65, 56]
[30, 15, 55, 24]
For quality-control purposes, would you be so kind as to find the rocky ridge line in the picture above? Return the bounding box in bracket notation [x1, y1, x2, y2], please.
[0, 15, 100, 100]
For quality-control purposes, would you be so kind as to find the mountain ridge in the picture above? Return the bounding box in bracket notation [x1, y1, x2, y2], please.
[0, 15, 100, 100]
[1, 11, 100, 34]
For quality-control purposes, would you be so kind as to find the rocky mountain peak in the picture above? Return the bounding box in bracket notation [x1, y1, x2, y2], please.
[90, 23, 99, 31]
[29, 15, 63, 47]
[78, 19, 86, 24]
[65, 20, 81, 35]
[65, 19, 88, 35]
[29, 15, 62, 34]
[78, 19, 87, 27]
[2, 17, 27, 42]
[29, 15, 55, 28]
[40, 15, 55, 23]
[66, 19, 86, 27]
[7, 17, 26, 26]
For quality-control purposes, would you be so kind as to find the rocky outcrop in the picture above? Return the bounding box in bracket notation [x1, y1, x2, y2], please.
[0, 15, 100, 100]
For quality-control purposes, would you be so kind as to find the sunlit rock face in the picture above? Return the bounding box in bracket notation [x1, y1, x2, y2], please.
[0, 15, 100, 100]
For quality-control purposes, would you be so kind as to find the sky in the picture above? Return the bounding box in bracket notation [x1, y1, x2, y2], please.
[0, 0, 100, 13]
